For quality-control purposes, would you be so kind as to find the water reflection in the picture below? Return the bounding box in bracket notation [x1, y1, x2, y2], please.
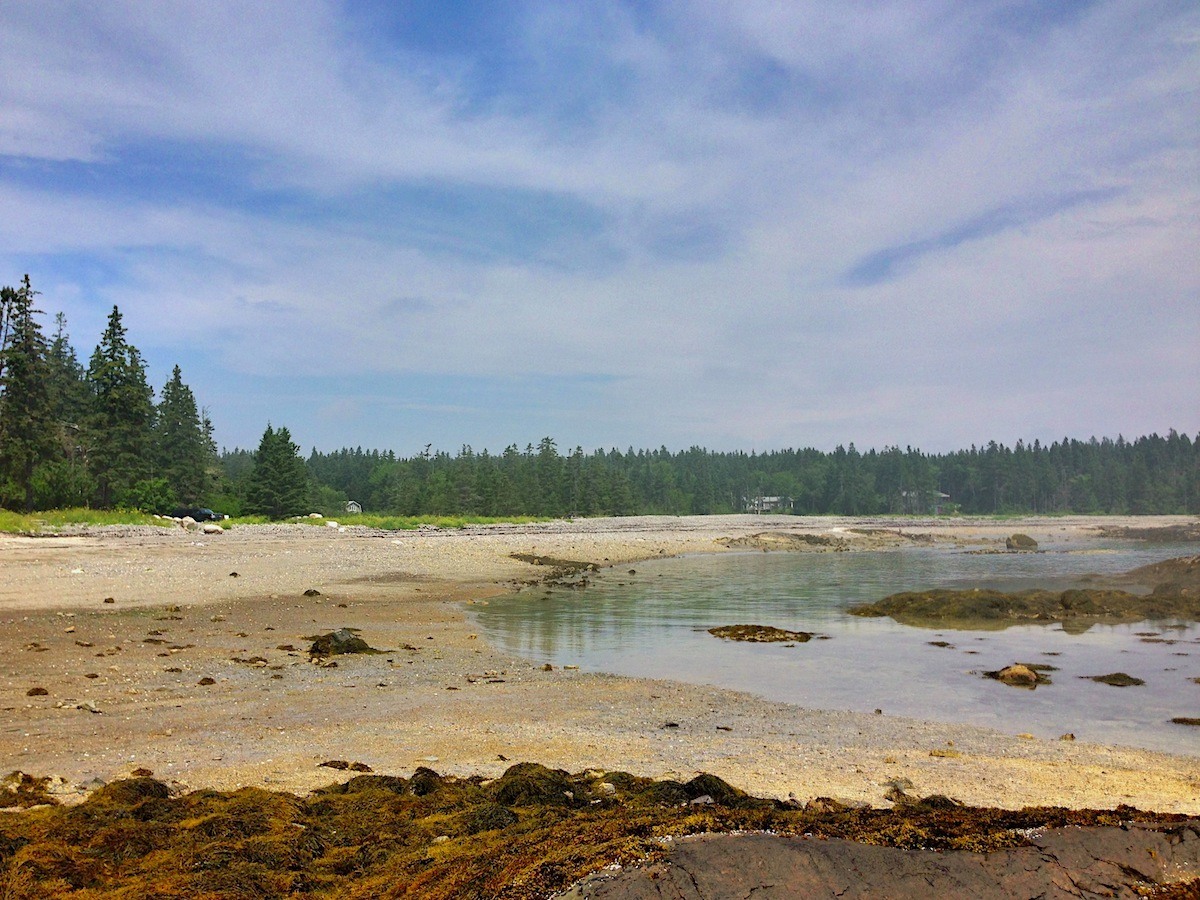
[473, 544, 1200, 755]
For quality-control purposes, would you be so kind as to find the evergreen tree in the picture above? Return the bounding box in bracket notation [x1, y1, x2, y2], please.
[244, 424, 309, 518]
[153, 365, 210, 505]
[36, 312, 93, 507]
[0, 276, 54, 510]
[86, 305, 154, 507]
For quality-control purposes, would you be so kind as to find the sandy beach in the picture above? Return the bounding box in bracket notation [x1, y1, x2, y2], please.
[2, 514, 1198, 814]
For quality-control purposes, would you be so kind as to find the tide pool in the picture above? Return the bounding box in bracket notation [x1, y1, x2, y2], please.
[472, 542, 1200, 755]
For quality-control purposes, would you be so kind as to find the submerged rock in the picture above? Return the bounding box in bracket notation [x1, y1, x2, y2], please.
[1085, 672, 1145, 687]
[708, 624, 816, 643]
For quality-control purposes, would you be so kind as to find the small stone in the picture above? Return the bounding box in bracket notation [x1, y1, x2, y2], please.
[541, 663, 554, 671]
[197, 677, 215, 686]
[103, 597, 115, 604]
[598, 782, 617, 795]
[304, 589, 321, 597]
[26, 687, 48, 697]
[131, 767, 153, 777]
[1059, 733, 1076, 741]
[319, 760, 350, 770]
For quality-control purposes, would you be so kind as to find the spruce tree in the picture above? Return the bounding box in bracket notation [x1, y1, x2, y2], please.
[154, 365, 209, 505]
[244, 424, 309, 518]
[36, 312, 93, 507]
[86, 306, 154, 507]
[0, 276, 54, 510]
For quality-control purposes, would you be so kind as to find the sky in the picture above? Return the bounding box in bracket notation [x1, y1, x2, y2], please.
[1, 0, 1197, 456]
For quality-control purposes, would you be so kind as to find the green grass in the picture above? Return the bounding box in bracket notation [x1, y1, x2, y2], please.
[226, 513, 551, 530]
[0, 508, 170, 534]
[0, 509, 552, 534]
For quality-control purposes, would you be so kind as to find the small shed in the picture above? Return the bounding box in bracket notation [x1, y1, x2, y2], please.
[345, 500, 362, 515]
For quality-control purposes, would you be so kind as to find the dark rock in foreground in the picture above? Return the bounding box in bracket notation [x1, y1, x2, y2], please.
[1, 765, 1195, 899]
[567, 822, 1200, 899]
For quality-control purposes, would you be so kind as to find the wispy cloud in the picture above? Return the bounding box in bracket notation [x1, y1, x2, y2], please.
[1, 0, 1196, 453]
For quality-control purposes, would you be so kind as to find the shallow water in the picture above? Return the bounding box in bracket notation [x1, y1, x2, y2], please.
[472, 541, 1200, 755]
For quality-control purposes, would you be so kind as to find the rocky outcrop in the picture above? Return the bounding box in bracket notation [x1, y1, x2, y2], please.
[850, 558, 1200, 629]
[566, 822, 1200, 899]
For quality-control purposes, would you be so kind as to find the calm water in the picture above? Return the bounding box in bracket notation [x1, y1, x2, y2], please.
[472, 541, 1200, 755]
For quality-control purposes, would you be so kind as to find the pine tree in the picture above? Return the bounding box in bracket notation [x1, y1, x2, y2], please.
[154, 365, 210, 505]
[86, 306, 154, 507]
[0, 276, 54, 510]
[244, 425, 309, 518]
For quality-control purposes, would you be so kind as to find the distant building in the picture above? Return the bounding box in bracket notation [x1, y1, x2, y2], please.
[900, 490, 951, 515]
[345, 500, 362, 515]
[745, 495, 794, 514]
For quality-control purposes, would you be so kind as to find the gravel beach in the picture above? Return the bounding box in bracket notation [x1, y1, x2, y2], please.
[2, 514, 1197, 813]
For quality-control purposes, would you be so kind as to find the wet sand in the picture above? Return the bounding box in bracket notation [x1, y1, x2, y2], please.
[1, 514, 1198, 813]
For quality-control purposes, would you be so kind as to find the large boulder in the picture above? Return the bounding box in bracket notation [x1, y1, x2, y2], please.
[1006, 533, 1038, 551]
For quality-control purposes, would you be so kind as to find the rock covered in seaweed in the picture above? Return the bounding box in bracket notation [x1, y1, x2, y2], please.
[708, 624, 816, 643]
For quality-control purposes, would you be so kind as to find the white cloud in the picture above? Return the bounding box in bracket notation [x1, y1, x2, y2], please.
[0, 0, 1196, 451]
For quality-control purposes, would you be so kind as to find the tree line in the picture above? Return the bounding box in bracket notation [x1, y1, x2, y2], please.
[293, 433, 1199, 518]
[4, 275, 1197, 518]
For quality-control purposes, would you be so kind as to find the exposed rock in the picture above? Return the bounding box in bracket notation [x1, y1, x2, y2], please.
[851, 562, 1200, 629]
[200, 522, 223, 535]
[1006, 533, 1038, 551]
[1171, 717, 1200, 726]
[984, 664, 1044, 688]
[568, 823, 1200, 899]
[306, 628, 385, 658]
[707, 624, 816, 643]
[25, 687, 48, 696]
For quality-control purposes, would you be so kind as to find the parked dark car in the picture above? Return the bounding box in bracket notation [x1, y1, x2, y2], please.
[169, 507, 221, 522]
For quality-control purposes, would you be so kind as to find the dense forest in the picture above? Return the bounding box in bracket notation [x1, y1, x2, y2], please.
[3, 275, 1198, 518]
[290, 432, 1200, 518]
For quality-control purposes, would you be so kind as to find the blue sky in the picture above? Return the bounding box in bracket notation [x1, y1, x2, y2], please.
[1, 0, 1196, 454]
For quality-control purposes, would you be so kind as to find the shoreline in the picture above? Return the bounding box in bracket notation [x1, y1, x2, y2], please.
[1, 514, 1198, 814]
